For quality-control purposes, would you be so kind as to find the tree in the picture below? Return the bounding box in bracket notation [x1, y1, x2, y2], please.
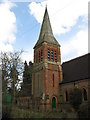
[1, 51, 24, 104]
[23, 61, 33, 85]
[1, 53, 9, 94]
[69, 87, 82, 111]
[29, 61, 33, 84]
[0, 52, 10, 103]
[20, 61, 33, 97]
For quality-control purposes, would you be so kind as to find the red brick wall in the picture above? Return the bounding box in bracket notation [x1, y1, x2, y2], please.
[32, 42, 62, 111]
[46, 64, 59, 96]
[60, 79, 88, 103]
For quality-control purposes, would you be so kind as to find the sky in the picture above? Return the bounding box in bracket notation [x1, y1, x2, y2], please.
[0, 0, 89, 64]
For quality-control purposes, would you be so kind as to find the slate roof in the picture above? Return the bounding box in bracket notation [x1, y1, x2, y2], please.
[60, 53, 90, 84]
[34, 7, 60, 49]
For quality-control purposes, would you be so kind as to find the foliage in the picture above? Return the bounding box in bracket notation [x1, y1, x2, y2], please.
[69, 87, 82, 111]
[78, 103, 88, 118]
[23, 61, 33, 85]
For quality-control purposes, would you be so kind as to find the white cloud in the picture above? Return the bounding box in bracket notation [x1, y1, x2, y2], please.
[0, 42, 13, 52]
[29, 1, 46, 23]
[29, 0, 89, 62]
[29, 0, 89, 35]
[61, 28, 88, 62]
[21, 48, 33, 63]
[0, 1, 16, 52]
[3, 0, 45, 2]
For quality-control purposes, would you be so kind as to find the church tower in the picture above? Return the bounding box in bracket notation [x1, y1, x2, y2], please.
[32, 7, 62, 111]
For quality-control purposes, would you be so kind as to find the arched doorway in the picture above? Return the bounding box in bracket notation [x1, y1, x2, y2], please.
[52, 97, 56, 109]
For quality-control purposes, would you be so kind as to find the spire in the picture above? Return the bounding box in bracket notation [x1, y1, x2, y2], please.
[34, 7, 60, 48]
[39, 6, 53, 38]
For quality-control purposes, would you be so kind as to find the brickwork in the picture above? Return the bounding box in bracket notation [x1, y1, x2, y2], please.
[34, 43, 61, 63]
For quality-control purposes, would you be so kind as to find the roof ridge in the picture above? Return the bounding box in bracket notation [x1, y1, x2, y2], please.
[62, 53, 90, 64]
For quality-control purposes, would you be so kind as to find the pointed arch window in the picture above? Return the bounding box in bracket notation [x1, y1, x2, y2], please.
[48, 49, 50, 61]
[38, 51, 40, 63]
[65, 90, 68, 102]
[53, 74, 54, 87]
[83, 88, 87, 101]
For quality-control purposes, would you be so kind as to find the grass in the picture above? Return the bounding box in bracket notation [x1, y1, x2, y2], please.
[10, 107, 69, 118]
[2, 104, 78, 119]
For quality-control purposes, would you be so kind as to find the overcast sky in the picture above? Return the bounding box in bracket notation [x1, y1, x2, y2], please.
[0, 0, 89, 63]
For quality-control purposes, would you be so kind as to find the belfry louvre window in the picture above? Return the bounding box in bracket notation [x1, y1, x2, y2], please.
[55, 51, 57, 62]
[36, 52, 38, 63]
[39, 51, 40, 62]
[51, 50, 54, 61]
[48, 49, 50, 61]
[41, 50, 43, 61]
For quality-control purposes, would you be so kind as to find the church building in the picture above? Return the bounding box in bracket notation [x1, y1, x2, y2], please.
[18, 7, 89, 111]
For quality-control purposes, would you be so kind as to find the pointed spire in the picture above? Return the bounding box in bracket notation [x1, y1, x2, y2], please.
[39, 6, 53, 38]
[34, 6, 60, 48]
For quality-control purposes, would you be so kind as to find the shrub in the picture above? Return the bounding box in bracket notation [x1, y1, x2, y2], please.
[69, 88, 82, 111]
[2, 104, 12, 118]
[78, 103, 88, 118]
